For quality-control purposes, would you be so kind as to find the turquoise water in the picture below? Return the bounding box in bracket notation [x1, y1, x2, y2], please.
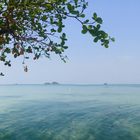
[0, 84, 140, 140]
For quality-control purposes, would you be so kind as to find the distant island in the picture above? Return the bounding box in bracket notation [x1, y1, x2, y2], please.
[44, 82, 60, 85]
[104, 83, 108, 86]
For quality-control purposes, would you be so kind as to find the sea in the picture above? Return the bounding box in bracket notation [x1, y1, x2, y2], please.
[0, 84, 140, 140]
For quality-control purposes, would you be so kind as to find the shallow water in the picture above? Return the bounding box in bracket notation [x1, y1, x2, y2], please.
[0, 84, 140, 140]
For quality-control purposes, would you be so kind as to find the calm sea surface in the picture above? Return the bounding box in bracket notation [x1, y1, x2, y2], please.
[0, 84, 140, 140]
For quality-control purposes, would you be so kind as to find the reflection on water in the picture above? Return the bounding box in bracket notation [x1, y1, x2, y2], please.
[0, 85, 140, 140]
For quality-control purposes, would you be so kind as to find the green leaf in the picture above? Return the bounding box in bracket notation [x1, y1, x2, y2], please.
[105, 45, 109, 48]
[93, 13, 97, 19]
[96, 24, 101, 30]
[94, 37, 99, 42]
[51, 28, 56, 32]
[63, 46, 68, 49]
[83, 19, 89, 24]
[74, 0, 78, 5]
[71, 10, 79, 15]
[96, 17, 103, 24]
[80, 14, 85, 18]
[4, 48, 11, 53]
[58, 27, 62, 33]
[111, 37, 115, 42]
[67, 3, 73, 12]
[87, 25, 92, 29]
[41, 15, 47, 21]
[81, 25, 87, 34]
[88, 29, 95, 37]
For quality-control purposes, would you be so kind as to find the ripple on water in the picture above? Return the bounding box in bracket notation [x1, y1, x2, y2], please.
[0, 85, 140, 140]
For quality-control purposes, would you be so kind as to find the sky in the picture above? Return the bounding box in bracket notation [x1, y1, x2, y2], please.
[0, 0, 140, 84]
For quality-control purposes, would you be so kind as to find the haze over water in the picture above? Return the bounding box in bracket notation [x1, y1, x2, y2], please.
[0, 84, 140, 140]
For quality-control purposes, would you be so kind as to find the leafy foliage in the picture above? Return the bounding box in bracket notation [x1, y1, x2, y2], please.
[0, 0, 114, 69]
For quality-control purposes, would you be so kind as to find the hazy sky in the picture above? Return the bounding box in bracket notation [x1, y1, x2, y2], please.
[0, 0, 140, 84]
